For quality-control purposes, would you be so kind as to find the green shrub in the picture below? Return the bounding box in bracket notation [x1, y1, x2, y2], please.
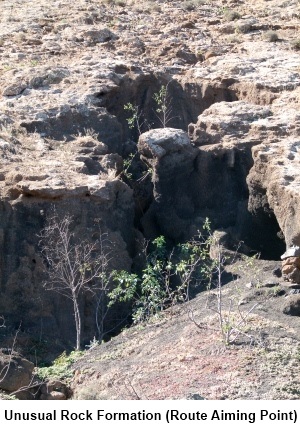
[109, 222, 213, 324]
[35, 350, 83, 381]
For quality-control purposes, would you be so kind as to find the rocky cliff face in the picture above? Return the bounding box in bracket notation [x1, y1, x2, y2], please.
[248, 138, 300, 248]
[0, 0, 300, 355]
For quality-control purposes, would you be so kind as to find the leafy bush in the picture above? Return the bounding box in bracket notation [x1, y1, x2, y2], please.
[109, 223, 213, 324]
[124, 102, 150, 135]
[124, 103, 141, 131]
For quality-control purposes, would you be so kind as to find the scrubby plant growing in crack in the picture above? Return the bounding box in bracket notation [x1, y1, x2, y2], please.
[120, 152, 153, 184]
[124, 103, 149, 136]
[121, 151, 137, 181]
[124, 84, 175, 132]
[153, 83, 175, 128]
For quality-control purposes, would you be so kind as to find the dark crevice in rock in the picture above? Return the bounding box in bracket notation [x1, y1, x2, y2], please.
[100, 72, 239, 146]
[234, 201, 286, 260]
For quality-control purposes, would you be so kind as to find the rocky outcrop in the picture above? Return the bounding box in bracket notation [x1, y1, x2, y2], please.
[188, 101, 271, 146]
[188, 98, 300, 258]
[138, 128, 198, 241]
[135, 95, 300, 256]
[0, 123, 135, 353]
[39, 380, 70, 400]
[137, 118, 257, 249]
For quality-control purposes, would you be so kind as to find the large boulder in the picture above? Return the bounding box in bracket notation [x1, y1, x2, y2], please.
[281, 247, 300, 284]
[0, 351, 34, 393]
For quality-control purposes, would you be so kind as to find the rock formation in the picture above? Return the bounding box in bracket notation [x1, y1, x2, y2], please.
[0, 0, 300, 362]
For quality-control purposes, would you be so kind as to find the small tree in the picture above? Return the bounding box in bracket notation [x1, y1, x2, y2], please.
[153, 83, 175, 128]
[188, 221, 261, 345]
[39, 213, 111, 350]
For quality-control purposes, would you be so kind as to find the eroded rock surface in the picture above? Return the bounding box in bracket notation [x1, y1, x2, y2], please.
[248, 139, 300, 248]
[138, 128, 198, 241]
[189, 96, 300, 257]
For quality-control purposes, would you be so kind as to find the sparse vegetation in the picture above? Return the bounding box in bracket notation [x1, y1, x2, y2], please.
[181, 0, 205, 11]
[291, 38, 300, 50]
[121, 151, 136, 181]
[52, 218, 266, 346]
[184, 222, 264, 346]
[77, 127, 99, 141]
[124, 84, 175, 132]
[264, 30, 279, 42]
[124, 103, 145, 135]
[109, 218, 262, 345]
[223, 8, 241, 21]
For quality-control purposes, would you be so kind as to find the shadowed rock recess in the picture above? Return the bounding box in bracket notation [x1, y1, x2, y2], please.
[0, 0, 300, 399]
